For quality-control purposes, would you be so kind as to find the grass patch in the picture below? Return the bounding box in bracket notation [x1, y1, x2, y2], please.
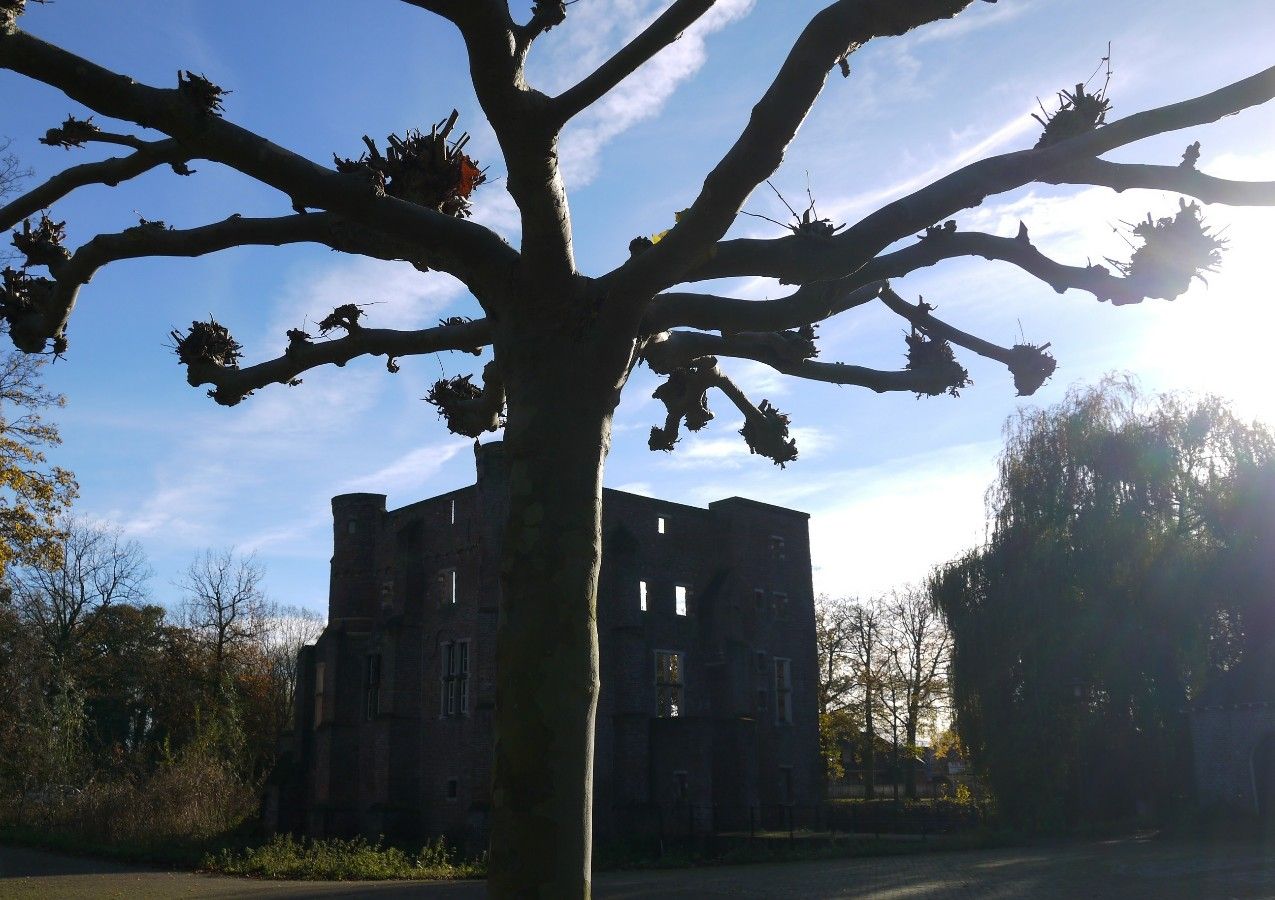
[202, 833, 485, 881]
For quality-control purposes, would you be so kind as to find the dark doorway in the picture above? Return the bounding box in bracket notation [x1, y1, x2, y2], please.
[1252, 734, 1275, 822]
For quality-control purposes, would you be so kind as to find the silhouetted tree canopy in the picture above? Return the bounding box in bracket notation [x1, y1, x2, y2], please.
[931, 377, 1275, 827]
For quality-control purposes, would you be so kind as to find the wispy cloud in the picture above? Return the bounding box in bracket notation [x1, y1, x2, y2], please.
[260, 257, 466, 357]
[550, 0, 756, 186]
[340, 440, 471, 498]
[909, 0, 1040, 47]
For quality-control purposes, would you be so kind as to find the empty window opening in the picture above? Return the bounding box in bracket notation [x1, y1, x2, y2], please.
[314, 661, 326, 726]
[639, 580, 648, 612]
[364, 653, 382, 720]
[657, 516, 667, 534]
[346, 519, 357, 535]
[446, 777, 459, 800]
[675, 585, 688, 617]
[769, 534, 786, 561]
[674, 770, 689, 801]
[774, 658, 793, 725]
[439, 568, 458, 605]
[442, 640, 470, 717]
[754, 588, 766, 613]
[655, 651, 683, 718]
[774, 592, 789, 617]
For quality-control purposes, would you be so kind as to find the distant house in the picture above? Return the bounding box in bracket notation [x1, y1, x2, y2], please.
[1191, 650, 1275, 818]
[268, 441, 821, 843]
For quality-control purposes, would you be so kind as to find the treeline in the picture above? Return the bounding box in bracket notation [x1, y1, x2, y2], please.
[928, 377, 1275, 828]
[815, 589, 952, 799]
[0, 523, 322, 843]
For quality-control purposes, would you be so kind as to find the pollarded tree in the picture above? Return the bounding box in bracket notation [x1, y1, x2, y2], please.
[2, 1, 1275, 894]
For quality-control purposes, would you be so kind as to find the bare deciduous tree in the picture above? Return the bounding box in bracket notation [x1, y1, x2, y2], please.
[258, 602, 323, 730]
[3, 2, 1275, 893]
[8, 518, 150, 671]
[883, 587, 951, 799]
[176, 548, 267, 683]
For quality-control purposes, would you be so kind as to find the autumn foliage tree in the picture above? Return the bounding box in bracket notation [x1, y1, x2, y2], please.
[3, 1, 1275, 895]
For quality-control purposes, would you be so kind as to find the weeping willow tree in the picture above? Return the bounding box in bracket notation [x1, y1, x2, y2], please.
[932, 378, 1275, 827]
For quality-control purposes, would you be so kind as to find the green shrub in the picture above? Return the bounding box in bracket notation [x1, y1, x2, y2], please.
[204, 833, 485, 881]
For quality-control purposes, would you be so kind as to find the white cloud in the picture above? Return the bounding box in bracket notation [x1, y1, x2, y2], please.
[340, 440, 471, 498]
[554, 0, 756, 186]
[258, 256, 467, 359]
[806, 441, 999, 598]
[909, 0, 1040, 47]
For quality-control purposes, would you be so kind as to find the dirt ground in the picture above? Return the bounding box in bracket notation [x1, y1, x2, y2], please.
[3, 834, 1275, 899]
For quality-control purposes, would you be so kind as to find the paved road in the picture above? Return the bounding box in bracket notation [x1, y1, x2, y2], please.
[3, 836, 1275, 898]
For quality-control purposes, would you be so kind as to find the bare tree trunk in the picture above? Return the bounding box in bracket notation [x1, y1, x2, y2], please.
[488, 328, 628, 899]
[905, 716, 918, 800]
[864, 683, 875, 800]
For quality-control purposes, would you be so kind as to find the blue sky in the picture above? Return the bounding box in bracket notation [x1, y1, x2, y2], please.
[3, 0, 1274, 614]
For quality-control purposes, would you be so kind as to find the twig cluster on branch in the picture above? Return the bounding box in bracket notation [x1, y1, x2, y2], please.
[170, 318, 243, 370]
[739, 399, 798, 468]
[1109, 199, 1226, 300]
[177, 70, 229, 116]
[11, 213, 68, 270]
[1034, 82, 1111, 148]
[904, 322, 970, 398]
[40, 115, 100, 149]
[424, 360, 504, 438]
[334, 111, 486, 218]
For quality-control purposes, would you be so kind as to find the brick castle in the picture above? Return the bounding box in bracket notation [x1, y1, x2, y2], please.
[270, 441, 821, 843]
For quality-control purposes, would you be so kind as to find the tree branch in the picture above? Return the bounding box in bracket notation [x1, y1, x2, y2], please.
[184, 317, 494, 407]
[1042, 157, 1275, 205]
[679, 64, 1275, 286]
[606, 0, 984, 299]
[858, 229, 1145, 305]
[551, 0, 718, 124]
[8, 212, 435, 353]
[644, 280, 883, 333]
[645, 328, 964, 395]
[877, 286, 1057, 396]
[0, 29, 518, 294]
[0, 140, 189, 232]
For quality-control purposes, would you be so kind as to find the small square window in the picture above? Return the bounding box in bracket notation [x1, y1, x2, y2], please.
[675, 585, 688, 617]
[639, 580, 648, 612]
[774, 658, 793, 725]
[655, 651, 683, 718]
[657, 516, 667, 535]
